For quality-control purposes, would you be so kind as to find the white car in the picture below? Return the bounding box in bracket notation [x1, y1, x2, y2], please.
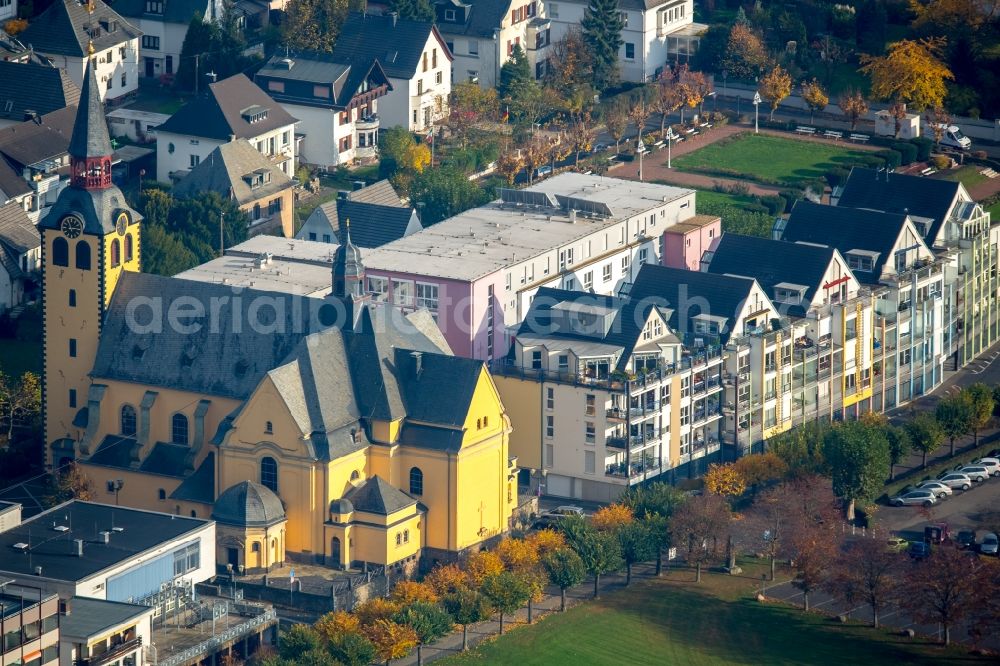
[974, 457, 1000, 476]
[958, 465, 990, 482]
[916, 481, 953, 498]
[936, 472, 973, 490]
[890, 489, 938, 507]
[980, 533, 999, 556]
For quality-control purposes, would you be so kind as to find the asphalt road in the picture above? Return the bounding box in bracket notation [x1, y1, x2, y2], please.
[880, 470, 1000, 542]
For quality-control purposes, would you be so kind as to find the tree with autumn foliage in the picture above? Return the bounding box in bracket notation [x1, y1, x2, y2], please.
[898, 545, 996, 646]
[801, 79, 829, 123]
[838, 90, 870, 131]
[526, 529, 567, 556]
[653, 72, 683, 135]
[314, 610, 360, 644]
[703, 462, 747, 497]
[0, 371, 40, 442]
[465, 549, 505, 585]
[732, 452, 787, 495]
[567, 117, 595, 167]
[521, 136, 550, 185]
[44, 462, 94, 505]
[424, 563, 468, 597]
[545, 28, 593, 101]
[860, 38, 954, 112]
[671, 493, 732, 582]
[447, 83, 498, 147]
[603, 102, 629, 153]
[479, 571, 530, 635]
[353, 598, 401, 627]
[825, 533, 904, 628]
[924, 105, 952, 147]
[364, 619, 418, 665]
[721, 23, 769, 80]
[390, 580, 438, 606]
[759, 65, 792, 121]
[495, 150, 523, 185]
[965, 383, 995, 446]
[590, 504, 635, 531]
[745, 483, 792, 581]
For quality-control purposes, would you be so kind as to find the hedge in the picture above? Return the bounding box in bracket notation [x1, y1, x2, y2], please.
[892, 141, 917, 166]
[877, 149, 902, 169]
[911, 137, 933, 162]
[825, 167, 850, 188]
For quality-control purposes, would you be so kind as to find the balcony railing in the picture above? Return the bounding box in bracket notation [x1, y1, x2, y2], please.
[79, 637, 143, 666]
[605, 458, 661, 478]
[356, 114, 379, 130]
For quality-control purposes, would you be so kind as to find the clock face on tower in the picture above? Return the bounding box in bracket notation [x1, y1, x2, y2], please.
[116, 212, 129, 236]
[60, 215, 83, 238]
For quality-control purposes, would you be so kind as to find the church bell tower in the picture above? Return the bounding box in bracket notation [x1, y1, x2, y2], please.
[40, 56, 142, 469]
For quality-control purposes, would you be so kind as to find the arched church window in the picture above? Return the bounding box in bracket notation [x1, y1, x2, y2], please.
[52, 237, 69, 267]
[171, 413, 189, 445]
[121, 405, 137, 436]
[75, 240, 91, 270]
[110, 239, 121, 268]
[409, 467, 423, 496]
[261, 457, 278, 493]
[124, 233, 134, 262]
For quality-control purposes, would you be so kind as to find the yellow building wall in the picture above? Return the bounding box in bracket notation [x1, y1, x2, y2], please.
[102, 224, 141, 308]
[239, 189, 295, 239]
[326, 449, 369, 502]
[493, 375, 542, 471]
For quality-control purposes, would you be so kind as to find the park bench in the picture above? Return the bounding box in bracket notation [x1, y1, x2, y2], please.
[920, 167, 937, 176]
[795, 126, 816, 135]
[849, 133, 870, 143]
[823, 130, 843, 140]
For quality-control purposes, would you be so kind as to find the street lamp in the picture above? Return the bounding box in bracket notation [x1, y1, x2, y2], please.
[110, 479, 124, 505]
[636, 136, 647, 181]
[709, 91, 718, 114]
[666, 128, 677, 169]
[753, 91, 762, 135]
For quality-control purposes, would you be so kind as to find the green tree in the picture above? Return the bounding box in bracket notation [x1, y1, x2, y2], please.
[619, 482, 685, 575]
[392, 601, 453, 664]
[822, 420, 890, 520]
[580, 0, 625, 92]
[767, 420, 828, 476]
[409, 167, 492, 225]
[617, 520, 658, 586]
[479, 571, 530, 635]
[936, 392, 973, 457]
[906, 411, 945, 468]
[141, 223, 199, 276]
[387, 0, 434, 21]
[278, 624, 322, 660]
[561, 516, 623, 598]
[964, 383, 994, 446]
[442, 587, 491, 651]
[498, 44, 532, 103]
[885, 425, 912, 481]
[327, 632, 376, 666]
[282, 0, 351, 53]
[0, 371, 40, 441]
[542, 548, 586, 611]
[175, 10, 249, 92]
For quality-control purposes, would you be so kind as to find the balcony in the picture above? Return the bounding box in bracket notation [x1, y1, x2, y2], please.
[606, 407, 627, 422]
[607, 436, 628, 449]
[79, 637, 143, 666]
[356, 113, 379, 131]
[605, 458, 662, 479]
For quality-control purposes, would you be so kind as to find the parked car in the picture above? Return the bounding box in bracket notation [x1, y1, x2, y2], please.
[890, 489, 938, 507]
[924, 523, 950, 544]
[909, 541, 931, 560]
[533, 505, 584, 528]
[987, 448, 1000, 459]
[956, 530, 978, 550]
[593, 143, 609, 153]
[958, 465, 990, 482]
[935, 473, 973, 491]
[886, 536, 909, 552]
[974, 457, 1000, 476]
[916, 480, 953, 498]
[534, 165, 554, 179]
[980, 533, 999, 556]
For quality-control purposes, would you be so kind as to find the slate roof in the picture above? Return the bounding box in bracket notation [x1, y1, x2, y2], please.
[139, 442, 190, 477]
[395, 348, 482, 428]
[0, 201, 40, 254]
[69, 60, 112, 160]
[19, 0, 141, 58]
[156, 74, 297, 142]
[0, 61, 80, 123]
[36, 170, 141, 235]
[0, 28, 30, 61]
[0, 500, 209, 582]
[88, 434, 136, 468]
[212, 480, 285, 527]
[627, 263, 758, 341]
[257, 52, 392, 110]
[0, 159, 28, 200]
[170, 452, 215, 503]
[336, 201, 418, 248]
[343, 475, 417, 515]
[782, 200, 912, 284]
[704, 233, 837, 317]
[0, 106, 75, 169]
[113, 0, 212, 24]
[331, 12, 449, 80]
[349, 180, 405, 207]
[173, 139, 293, 206]
[434, 0, 510, 39]
[60, 598, 151, 640]
[837, 167, 961, 246]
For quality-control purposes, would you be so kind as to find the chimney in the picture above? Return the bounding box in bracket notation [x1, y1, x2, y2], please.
[34, 566, 42, 576]
[337, 190, 349, 201]
[410, 351, 423, 377]
[99, 531, 110, 544]
[387, 10, 398, 26]
[74, 539, 84, 556]
[352, 180, 365, 191]
[569, 209, 577, 223]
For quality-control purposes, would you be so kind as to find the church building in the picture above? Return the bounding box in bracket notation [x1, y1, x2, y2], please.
[40, 59, 518, 572]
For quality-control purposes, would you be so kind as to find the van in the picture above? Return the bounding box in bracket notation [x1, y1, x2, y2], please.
[936, 124, 972, 151]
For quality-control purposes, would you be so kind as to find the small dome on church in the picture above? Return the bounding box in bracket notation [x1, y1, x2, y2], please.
[330, 498, 354, 514]
[333, 233, 364, 278]
[212, 481, 286, 527]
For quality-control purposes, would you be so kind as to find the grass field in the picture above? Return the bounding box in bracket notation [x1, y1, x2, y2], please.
[988, 199, 1000, 221]
[439, 560, 981, 666]
[672, 134, 871, 187]
[939, 166, 990, 191]
[695, 189, 762, 210]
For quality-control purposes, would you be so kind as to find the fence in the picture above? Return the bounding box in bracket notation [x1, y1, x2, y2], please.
[157, 608, 277, 666]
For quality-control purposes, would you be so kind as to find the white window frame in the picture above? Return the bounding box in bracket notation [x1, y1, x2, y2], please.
[392, 279, 414, 306]
[416, 282, 439, 310]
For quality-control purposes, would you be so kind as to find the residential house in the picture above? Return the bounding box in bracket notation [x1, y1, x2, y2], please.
[0, 588, 60, 666]
[297, 180, 421, 247]
[112, 0, 224, 81]
[58, 598, 154, 666]
[173, 138, 296, 237]
[701, 233, 875, 454]
[0, 61, 80, 128]
[0, 0, 16, 23]
[835, 167, 998, 368]
[255, 51, 391, 168]
[434, 0, 552, 87]
[661, 212, 720, 271]
[38, 61, 518, 572]
[0, 106, 76, 222]
[331, 12, 452, 132]
[0, 200, 40, 311]
[362, 173, 697, 361]
[780, 200, 948, 411]
[547, 0, 702, 82]
[18, 0, 141, 104]
[495, 284, 725, 500]
[154, 73, 298, 181]
[0, 27, 30, 62]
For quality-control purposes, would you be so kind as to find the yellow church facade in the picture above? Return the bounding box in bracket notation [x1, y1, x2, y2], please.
[40, 60, 518, 574]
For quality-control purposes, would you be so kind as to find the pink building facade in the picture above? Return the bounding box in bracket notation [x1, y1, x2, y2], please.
[661, 214, 721, 271]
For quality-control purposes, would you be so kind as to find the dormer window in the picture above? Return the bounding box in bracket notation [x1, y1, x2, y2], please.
[773, 282, 808, 305]
[846, 250, 879, 273]
[145, 0, 163, 13]
[445, 9, 456, 20]
[240, 105, 269, 123]
[243, 168, 271, 189]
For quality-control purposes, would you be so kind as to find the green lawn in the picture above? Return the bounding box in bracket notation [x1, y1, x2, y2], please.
[938, 166, 989, 191]
[987, 199, 1000, 221]
[672, 134, 872, 187]
[439, 561, 982, 666]
[695, 189, 762, 210]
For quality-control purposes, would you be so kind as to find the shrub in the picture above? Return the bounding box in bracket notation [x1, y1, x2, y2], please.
[760, 194, 787, 216]
[911, 137, 933, 162]
[877, 149, 902, 169]
[892, 141, 917, 166]
[931, 155, 952, 170]
[825, 167, 850, 188]
[973, 150, 988, 160]
[854, 154, 885, 169]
